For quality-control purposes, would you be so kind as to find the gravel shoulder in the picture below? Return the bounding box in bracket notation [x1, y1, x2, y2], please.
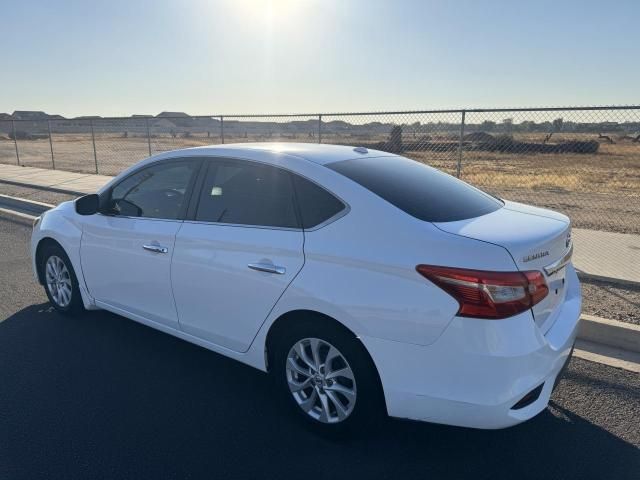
[581, 277, 640, 325]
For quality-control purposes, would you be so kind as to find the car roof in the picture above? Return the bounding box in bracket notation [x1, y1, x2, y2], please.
[157, 142, 395, 166]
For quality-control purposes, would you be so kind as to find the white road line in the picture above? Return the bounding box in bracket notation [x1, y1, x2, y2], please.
[0, 207, 37, 221]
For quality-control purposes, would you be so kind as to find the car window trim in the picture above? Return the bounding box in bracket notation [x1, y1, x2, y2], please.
[185, 158, 211, 220]
[181, 219, 303, 232]
[101, 157, 204, 221]
[299, 203, 351, 232]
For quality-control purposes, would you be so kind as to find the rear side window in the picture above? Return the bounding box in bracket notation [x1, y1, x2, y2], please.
[292, 174, 345, 229]
[328, 156, 502, 222]
[195, 160, 298, 228]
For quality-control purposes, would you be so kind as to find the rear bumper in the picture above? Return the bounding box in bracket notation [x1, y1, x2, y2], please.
[361, 264, 582, 429]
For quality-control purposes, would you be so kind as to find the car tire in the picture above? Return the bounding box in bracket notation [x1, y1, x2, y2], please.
[41, 244, 84, 315]
[271, 318, 385, 435]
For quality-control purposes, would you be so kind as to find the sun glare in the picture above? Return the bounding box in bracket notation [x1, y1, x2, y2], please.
[231, 0, 305, 27]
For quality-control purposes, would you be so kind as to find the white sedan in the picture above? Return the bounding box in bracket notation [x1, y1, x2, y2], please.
[31, 143, 581, 432]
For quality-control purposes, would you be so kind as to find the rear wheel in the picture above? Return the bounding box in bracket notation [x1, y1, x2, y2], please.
[41, 244, 84, 315]
[272, 319, 384, 434]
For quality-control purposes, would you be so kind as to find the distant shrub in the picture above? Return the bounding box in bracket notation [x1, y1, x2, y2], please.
[9, 130, 32, 140]
[8, 131, 49, 140]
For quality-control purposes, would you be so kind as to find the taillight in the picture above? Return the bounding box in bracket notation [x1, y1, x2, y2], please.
[416, 265, 549, 319]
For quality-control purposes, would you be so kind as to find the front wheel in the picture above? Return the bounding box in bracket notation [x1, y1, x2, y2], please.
[41, 244, 84, 315]
[272, 320, 384, 434]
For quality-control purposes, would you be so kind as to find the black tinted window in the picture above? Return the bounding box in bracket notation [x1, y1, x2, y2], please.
[292, 174, 345, 228]
[196, 160, 298, 228]
[109, 160, 199, 219]
[328, 156, 502, 222]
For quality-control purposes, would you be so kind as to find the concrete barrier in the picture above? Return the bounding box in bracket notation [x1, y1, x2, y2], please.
[578, 314, 640, 354]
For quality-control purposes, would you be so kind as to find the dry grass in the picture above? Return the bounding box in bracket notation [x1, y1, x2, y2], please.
[405, 136, 640, 234]
[409, 137, 640, 197]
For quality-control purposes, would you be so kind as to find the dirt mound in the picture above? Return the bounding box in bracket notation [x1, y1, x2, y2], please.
[464, 132, 495, 142]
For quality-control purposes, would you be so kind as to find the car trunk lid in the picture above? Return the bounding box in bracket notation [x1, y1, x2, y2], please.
[433, 201, 572, 332]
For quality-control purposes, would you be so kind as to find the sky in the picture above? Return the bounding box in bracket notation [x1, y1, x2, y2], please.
[2, 0, 639, 117]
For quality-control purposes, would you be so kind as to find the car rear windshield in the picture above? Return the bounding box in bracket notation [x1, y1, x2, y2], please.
[327, 156, 502, 222]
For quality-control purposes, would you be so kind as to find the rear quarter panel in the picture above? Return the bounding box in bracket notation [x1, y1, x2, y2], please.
[263, 168, 520, 347]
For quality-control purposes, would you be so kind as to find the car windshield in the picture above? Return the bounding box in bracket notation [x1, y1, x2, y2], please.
[327, 155, 503, 222]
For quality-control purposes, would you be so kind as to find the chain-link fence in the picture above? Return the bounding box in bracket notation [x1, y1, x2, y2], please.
[1, 107, 639, 235]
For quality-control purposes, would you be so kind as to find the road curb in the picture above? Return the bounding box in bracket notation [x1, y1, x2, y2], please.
[578, 314, 640, 354]
[574, 339, 640, 373]
[577, 271, 640, 288]
[0, 194, 53, 218]
[0, 193, 54, 213]
[0, 207, 38, 223]
[0, 178, 88, 197]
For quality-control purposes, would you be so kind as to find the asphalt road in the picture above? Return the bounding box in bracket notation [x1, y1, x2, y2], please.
[1, 214, 638, 480]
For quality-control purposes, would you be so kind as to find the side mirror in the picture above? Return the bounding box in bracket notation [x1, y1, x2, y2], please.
[75, 194, 100, 215]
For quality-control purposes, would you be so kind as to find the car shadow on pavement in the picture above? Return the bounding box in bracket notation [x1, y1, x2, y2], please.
[1, 304, 638, 480]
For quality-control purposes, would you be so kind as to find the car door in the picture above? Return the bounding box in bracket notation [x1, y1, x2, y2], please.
[80, 158, 201, 329]
[171, 158, 304, 352]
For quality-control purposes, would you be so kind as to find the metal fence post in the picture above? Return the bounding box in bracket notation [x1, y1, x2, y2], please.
[456, 110, 466, 178]
[145, 117, 152, 156]
[220, 116, 224, 144]
[11, 120, 20, 165]
[90, 119, 98, 174]
[47, 120, 55, 169]
[318, 114, 322, 143]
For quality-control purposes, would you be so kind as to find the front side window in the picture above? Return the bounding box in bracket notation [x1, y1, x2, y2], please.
[195, 159, 298, 228]
[108, 160, 199, 219]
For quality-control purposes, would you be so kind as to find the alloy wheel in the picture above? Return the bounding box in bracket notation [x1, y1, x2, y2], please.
[45, 255, 72, 308]
[286, 337, 357, 424]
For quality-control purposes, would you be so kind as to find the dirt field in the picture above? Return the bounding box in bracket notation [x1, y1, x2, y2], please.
[1, 132, 638, 234]
[410, 137, 640, 234]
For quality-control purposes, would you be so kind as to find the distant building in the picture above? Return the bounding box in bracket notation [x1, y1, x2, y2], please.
[156, 111, 190, 118]
[12, 111, 49, 121]
[156, 111, 192, 127]
[10, 111, 65, 121]
[4, 111, 63, 134]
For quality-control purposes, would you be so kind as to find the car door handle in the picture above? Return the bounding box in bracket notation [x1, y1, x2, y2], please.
[142, 244, 168, 254]
[247, 263, 286, 275]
